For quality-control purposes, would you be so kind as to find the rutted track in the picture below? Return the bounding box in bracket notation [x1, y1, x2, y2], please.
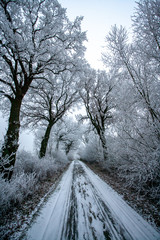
[23, 160, 160, 240]
[69, 161, 120, 239]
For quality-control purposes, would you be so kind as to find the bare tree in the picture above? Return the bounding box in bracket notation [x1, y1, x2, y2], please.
[55, 118, 82, 155]
[0, 0, 86, 179]
[101, 0, 160, 196]
[80, 69, 116, 161]
[132, 0, 160, 64]
[23, 71, 80, 158]
[103, 24, 160, 125]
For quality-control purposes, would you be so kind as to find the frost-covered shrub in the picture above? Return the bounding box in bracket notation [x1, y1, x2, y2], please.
[15, 151, 36, 174]
[52, 149, 68, 165]
[79, 134, 103, 163]
[67, 151, 77, 161]
[105, 130, 160, 199]
[0, 172, 37, 213]
[15, 150, 68, 181]
[0, 149, 69, 214]
[118, 149, 160, 198]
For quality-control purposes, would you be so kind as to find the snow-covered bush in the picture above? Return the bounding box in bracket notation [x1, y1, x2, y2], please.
[0, 172, 37, 213]
[67, 151, 77, 161]
[52, 149, 68, 165]
[15, 151, 37, 174]
[15, 151, 54, 181]
[15, 150, 68, 181]
[79, 133, 103, 163]
[0, 149, 69, 214]
[118, 148, 160, 198]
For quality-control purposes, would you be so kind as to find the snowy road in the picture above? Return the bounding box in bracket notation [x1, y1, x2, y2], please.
[23, 160, 160, 240]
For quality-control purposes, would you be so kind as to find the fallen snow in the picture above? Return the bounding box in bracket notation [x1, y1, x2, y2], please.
[23, 162, 74, 240]
[22, 160, 160, 240]
[81, 161, 160, 240]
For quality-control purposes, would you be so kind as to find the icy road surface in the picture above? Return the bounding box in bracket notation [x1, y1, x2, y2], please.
[24, 160, 160, 240]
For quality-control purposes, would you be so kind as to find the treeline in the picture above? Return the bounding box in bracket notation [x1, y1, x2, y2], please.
[0, 0, 159, 207]
[79, 0, 160, 206]
[0, 0, 86, 179]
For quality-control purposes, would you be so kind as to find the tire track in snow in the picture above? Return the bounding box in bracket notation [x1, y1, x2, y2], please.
[23, 162, 74, 240]
[70, 160, 120, 240]
[81, 161, 160, 240]
[23, 160, 160, 240]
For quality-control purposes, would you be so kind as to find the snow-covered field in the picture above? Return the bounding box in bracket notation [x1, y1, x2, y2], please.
[23, 160, 160, 240]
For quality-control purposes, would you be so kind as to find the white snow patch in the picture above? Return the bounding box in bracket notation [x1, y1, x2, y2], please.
[81, 161, 160, 240]
[24, 162, 74, 240]
[23, 160, 160, 240]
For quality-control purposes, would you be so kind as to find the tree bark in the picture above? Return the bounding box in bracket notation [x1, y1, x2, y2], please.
[0, 97, 22, 179]
[99, 131, 108, 161]
[39, 122, 53, 158]
[95, 127, 108, 161]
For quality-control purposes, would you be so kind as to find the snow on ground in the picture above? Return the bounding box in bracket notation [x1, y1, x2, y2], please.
[22, 160, 160, 240]
[81, 161, 160, 240]
[23, 162, 74, 240]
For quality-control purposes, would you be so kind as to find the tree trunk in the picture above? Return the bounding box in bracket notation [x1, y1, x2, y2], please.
[0, 97, 22, 180]
[39, 122, 53, 158]
[96, 127, 108, 161]
[56, 140, 60, 151]
[100, 131, 108, 161]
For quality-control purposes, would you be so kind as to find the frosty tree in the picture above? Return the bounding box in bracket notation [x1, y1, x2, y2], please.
[80, 69, 117, 161]
[23, 71, 80, 158]
[132, 0, 160, 64]
[102, 0, 160, 160]
[103, 9, 160, 125]
[102, 0, 160, 193]
[0, 0, 86, 179]
[54, 117, 83, 156]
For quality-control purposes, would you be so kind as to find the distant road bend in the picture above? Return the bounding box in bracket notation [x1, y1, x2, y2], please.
[24, 160, 160, 240]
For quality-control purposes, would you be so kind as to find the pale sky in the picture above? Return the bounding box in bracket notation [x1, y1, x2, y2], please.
[58, 0, 136, 69]
[0, 0, 137, 152]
